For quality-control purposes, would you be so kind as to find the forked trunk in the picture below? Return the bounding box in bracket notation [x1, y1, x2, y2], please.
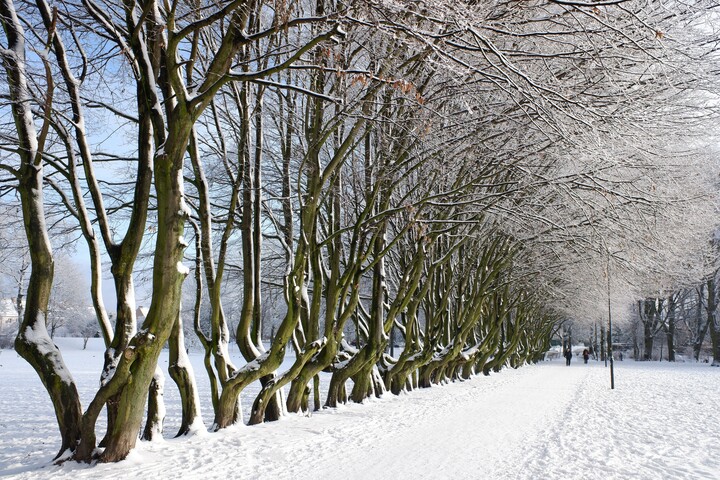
[97, 132, 191, 462]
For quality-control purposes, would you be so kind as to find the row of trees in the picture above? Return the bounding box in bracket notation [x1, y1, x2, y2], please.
[629, 278, 720, 363]
[1, 0, 719, 464]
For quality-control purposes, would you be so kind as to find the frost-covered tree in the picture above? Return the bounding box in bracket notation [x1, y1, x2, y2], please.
[46, 256, 91, 338]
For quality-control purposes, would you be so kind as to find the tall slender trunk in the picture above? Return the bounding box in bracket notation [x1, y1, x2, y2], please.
[14, 258, 27, 330]
[693, 286, 708, 362]
[642, 299, 656, 361]
[707, 278, 720, 366]
[168, 309, 203, 436]
[251, 85, 283, 422]
[665, 294, 676, 362]
[35, 0, 114, 347]
[1, 0, 82, 457]
[15, 165, 82, 458]
[188, 118, 236, 401]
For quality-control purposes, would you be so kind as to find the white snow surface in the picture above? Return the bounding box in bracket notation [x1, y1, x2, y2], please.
[1, 339, 719, 479]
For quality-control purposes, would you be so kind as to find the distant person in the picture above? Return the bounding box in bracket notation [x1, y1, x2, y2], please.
[564, 347, 572, 366]
[619, 352, 624, 361]
[582, 349, 589, 364]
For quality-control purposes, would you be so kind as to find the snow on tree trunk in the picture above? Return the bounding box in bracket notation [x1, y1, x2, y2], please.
[1, 0, 82, 458]
[168, 311, 204, 436]
[141, 366, 165, 441]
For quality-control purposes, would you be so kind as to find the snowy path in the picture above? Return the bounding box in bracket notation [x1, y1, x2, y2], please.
[246, 362, 588, 480]
[2, 344, 720, 479]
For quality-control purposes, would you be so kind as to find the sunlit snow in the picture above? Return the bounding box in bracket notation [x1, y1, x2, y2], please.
[0, 339, 718, 479]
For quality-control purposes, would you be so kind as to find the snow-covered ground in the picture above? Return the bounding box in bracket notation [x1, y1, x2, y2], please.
[1, 339, 719, 479]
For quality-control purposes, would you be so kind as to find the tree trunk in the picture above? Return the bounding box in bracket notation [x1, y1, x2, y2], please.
[235, 80, 283, 423]
[1, 0, 82, 458]
[707, 278, 720, 366]
[15, 258, 27, 332]
[642, 299, 656, 361]
[141, 367, 165, 441]
[248, 339, 324, 425]
[95, 127, 192, 462]
[693, 286, 708, 362]
[665, 294, 676, 362]
[168, 310, 203, 436]
[99, 272, 138, 447]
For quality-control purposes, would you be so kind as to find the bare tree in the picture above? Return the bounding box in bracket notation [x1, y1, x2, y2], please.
[47, 256, 90, 338]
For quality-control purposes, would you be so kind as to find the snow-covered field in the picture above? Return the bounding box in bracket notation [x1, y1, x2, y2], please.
[1, 339, 719, 479]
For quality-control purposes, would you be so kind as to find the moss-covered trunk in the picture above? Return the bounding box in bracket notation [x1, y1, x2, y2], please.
[1, 0, 83, 458]
[100, 271, 137, 447]
[14, 166, 83, 458]
[97, 118, 191, 461]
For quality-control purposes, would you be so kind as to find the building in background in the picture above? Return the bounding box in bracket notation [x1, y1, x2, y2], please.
[0, 298, 19, 334]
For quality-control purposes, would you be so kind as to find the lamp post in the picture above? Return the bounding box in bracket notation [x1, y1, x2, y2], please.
[606, 251, 615, 389]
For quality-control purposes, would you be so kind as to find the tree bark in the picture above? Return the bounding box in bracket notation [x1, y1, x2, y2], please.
[665, 294, 676, 362]
[642, 299, 657, 361]
[707, 278, 720, 366]
[1, 0, 82, 457]
[141, 367, 165, 441]
[168, 310, 203, 436]
[693, 286, 708, 362]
